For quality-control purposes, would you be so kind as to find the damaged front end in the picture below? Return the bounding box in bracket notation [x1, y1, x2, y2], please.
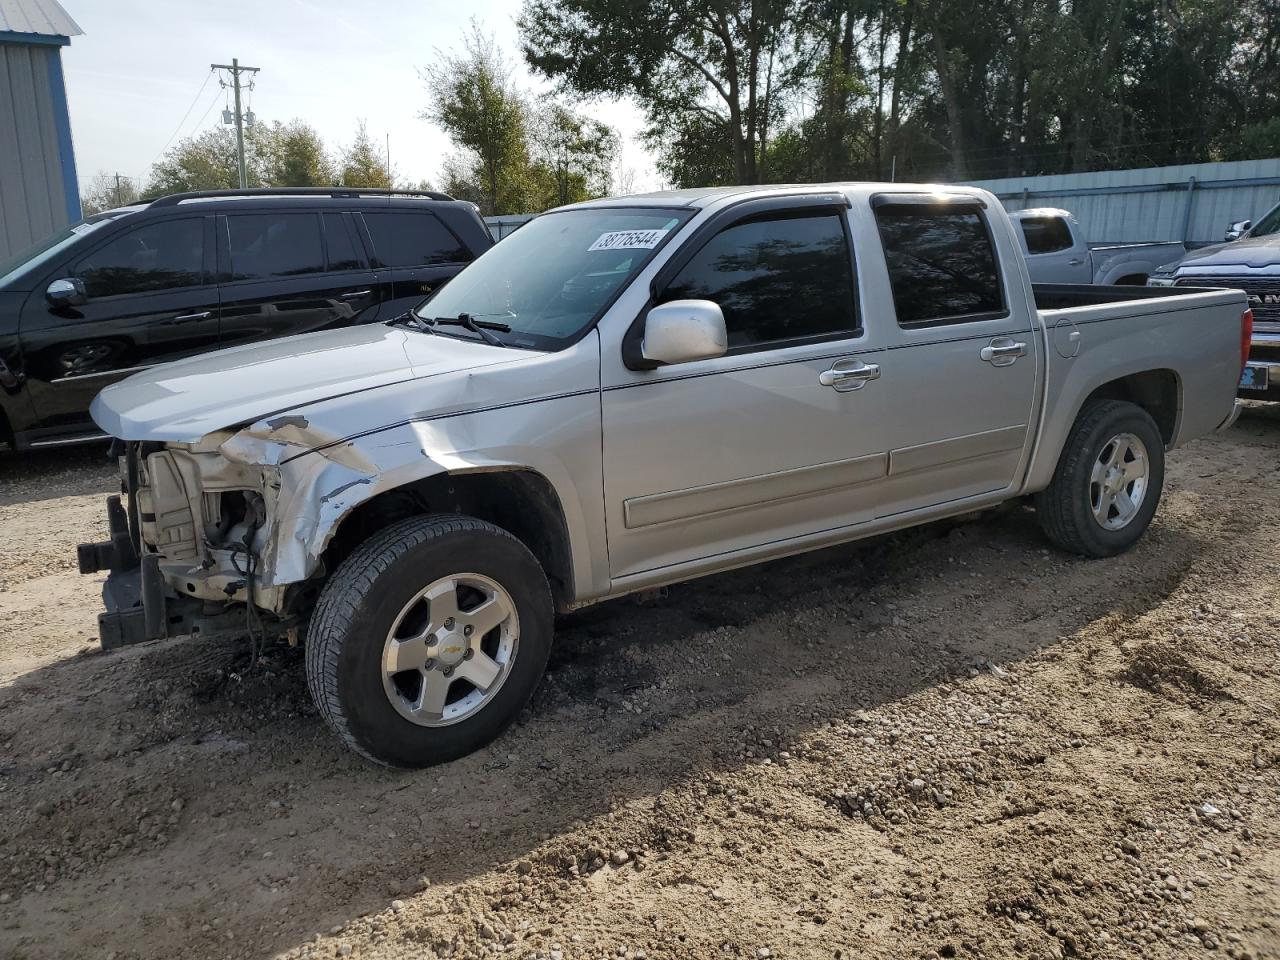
[78, 437, 289, 650]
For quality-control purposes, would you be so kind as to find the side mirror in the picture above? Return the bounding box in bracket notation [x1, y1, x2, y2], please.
[640, 299, 728, 366]
[46, 277, 87, 308]
[1225, 219, 1252, 241]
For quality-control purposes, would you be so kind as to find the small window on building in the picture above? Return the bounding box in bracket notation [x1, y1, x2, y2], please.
[875, 205, 1006, 327]
[225, 213, 326, 281]
[361, 212, 469, 267]
[74, 218, 204, 298]
[660, 213, 858, 350]
[323, 213, 365, 271]
[1019, 216, 1074, 254]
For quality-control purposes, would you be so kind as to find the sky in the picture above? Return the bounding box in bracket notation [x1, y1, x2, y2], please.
[59, 0, 659, 196]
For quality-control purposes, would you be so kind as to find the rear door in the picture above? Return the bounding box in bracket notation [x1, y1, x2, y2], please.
[19, 215, 219, 433]
[866, 196, 1040, 516]
[1016, 214, 1092, 284]
[215, 210, 379, 349]
[601, 196, 893, 579]
[357, 209, 474, 320]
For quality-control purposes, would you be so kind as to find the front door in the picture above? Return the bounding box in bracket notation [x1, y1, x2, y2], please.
[216, 211, 379, 350]
[868, 196, 1040, 516]
[601, 200, 891, 579]
[19, 215, 219, 434]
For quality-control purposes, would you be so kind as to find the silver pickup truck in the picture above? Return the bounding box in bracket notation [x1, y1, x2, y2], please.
[1011, 207, 1185, 286]
[79, 183, 1249, 767]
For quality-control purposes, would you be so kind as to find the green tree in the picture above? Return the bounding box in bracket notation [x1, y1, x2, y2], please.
[528, 101, 618, 207]
[80, 171, 141, 215]
[520, 0, 794, 185]
[146, 127, 253, 194]
[338, 120, 393, 188]
[422, 24, 530, 215]
[259, 119, 335, 186]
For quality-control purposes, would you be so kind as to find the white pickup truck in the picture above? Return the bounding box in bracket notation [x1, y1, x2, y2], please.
[1012, 207, 1185, 286]
[80, 183, 1249, 768]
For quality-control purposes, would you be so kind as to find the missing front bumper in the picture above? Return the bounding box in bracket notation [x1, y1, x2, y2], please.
[78, 491, 201, 651]
[95, 555, 201, 651]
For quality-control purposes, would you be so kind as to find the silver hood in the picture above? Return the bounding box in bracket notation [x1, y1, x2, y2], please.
[1177, 233, 1280, 271]
[90, 323, 525, 443]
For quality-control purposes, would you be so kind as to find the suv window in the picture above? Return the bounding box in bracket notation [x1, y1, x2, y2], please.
[323, 213, 365, 271]
[362, 211, 469, 267]
[225, 213, 325, 281]
[73, 218, 203, 298]
[875, 205, 1005, 327]
[660, 213, 858, 350]
[1020, 216, 1074, 254]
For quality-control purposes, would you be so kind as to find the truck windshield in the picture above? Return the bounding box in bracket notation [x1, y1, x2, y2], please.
[412, 207, 692, 349]
[1249, 203, 1280, 238]
[0, 208, 140, 289]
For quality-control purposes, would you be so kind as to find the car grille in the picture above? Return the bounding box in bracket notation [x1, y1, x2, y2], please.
[1177, 275, 1280, 331]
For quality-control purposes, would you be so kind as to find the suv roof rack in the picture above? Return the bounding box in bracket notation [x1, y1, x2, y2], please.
[147, 187, 455, 207]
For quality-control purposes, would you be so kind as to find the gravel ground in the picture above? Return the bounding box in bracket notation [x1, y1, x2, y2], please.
[0, 411, 1277, 960]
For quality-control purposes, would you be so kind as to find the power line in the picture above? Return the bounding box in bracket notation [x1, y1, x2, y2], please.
[146, 68, 215, 173]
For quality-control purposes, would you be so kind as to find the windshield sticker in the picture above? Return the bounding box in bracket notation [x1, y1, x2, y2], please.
[588, 229, 669, 252]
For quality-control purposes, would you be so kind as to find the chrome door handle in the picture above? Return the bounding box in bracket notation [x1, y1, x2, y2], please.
[980, 338, 1027, 367]
[339, 289, 372, 301]
[819, 359, 880, 391]
[169, 311, 212, 323]
[1068, 258, 1084, 266]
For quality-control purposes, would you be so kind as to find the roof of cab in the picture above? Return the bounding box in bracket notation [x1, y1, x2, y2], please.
[560, 181, 994, 211]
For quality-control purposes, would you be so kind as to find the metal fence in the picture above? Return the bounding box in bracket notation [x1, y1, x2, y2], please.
[961, 158, 1280, 246]
[486, 159, 1280, 248]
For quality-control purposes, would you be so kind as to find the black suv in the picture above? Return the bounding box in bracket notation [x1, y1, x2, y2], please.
[0, 188, 492, 450]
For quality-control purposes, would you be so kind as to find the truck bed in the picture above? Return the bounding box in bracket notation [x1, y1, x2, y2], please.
[1032, 282, 1221, 311]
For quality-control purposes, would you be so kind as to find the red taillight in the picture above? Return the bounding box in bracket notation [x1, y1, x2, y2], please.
[1241, 308, 1254, 373]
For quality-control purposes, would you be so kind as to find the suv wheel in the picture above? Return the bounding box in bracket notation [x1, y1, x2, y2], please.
[306, 515, 553, 767]
[1034, 399, 1165, 558]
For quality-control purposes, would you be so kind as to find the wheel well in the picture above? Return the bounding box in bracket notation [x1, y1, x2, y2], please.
[1113, 274, 1149, 286]
[0, 407, 11, 451]
[1082, 369, 1180, 445]
[319, 469, 575, 609]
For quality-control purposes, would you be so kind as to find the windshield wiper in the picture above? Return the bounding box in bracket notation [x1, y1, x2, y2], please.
[422, 313, 511, 346]
[387, 310, 434, 334]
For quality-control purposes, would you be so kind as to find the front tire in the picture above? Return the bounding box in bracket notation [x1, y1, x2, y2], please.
[1034, 399, 1165, 558]
[306, 515, 553, 768]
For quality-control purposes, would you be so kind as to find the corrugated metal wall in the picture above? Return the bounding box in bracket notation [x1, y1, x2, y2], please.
[0, 41, 72, 260]
[961, 159, 1280, 246]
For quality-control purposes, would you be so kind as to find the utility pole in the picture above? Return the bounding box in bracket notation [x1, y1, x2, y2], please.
[211, 58, 260, 189]
[114, 173, 123, 206]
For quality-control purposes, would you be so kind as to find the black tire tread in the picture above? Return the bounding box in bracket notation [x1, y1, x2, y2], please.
[1035, 399, 1162, 557]
[304, 513, 529, 766]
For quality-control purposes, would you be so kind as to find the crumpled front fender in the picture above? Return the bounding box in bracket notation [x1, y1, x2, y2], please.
[218, 385, 608, 611]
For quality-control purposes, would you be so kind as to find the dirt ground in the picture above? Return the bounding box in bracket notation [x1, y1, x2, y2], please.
[1, 411, 1278, 960]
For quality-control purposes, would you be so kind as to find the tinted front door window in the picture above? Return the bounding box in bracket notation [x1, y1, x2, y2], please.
[363, 212, 469, 266]
[661, 214, 858, 350]
[73, 218, 204, 297]
[875, 206, 1005, 327]
[226, 213, 326, 280]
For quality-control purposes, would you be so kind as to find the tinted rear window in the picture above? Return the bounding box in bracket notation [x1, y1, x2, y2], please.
[226, 213, 325, 280]
[875, 205, 1005, 327]
[362, 212, 469, 267]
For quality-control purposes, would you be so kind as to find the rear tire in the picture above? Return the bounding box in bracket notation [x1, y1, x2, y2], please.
[1034, 400, 1165, 558]
[306, 514, 553, 768]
